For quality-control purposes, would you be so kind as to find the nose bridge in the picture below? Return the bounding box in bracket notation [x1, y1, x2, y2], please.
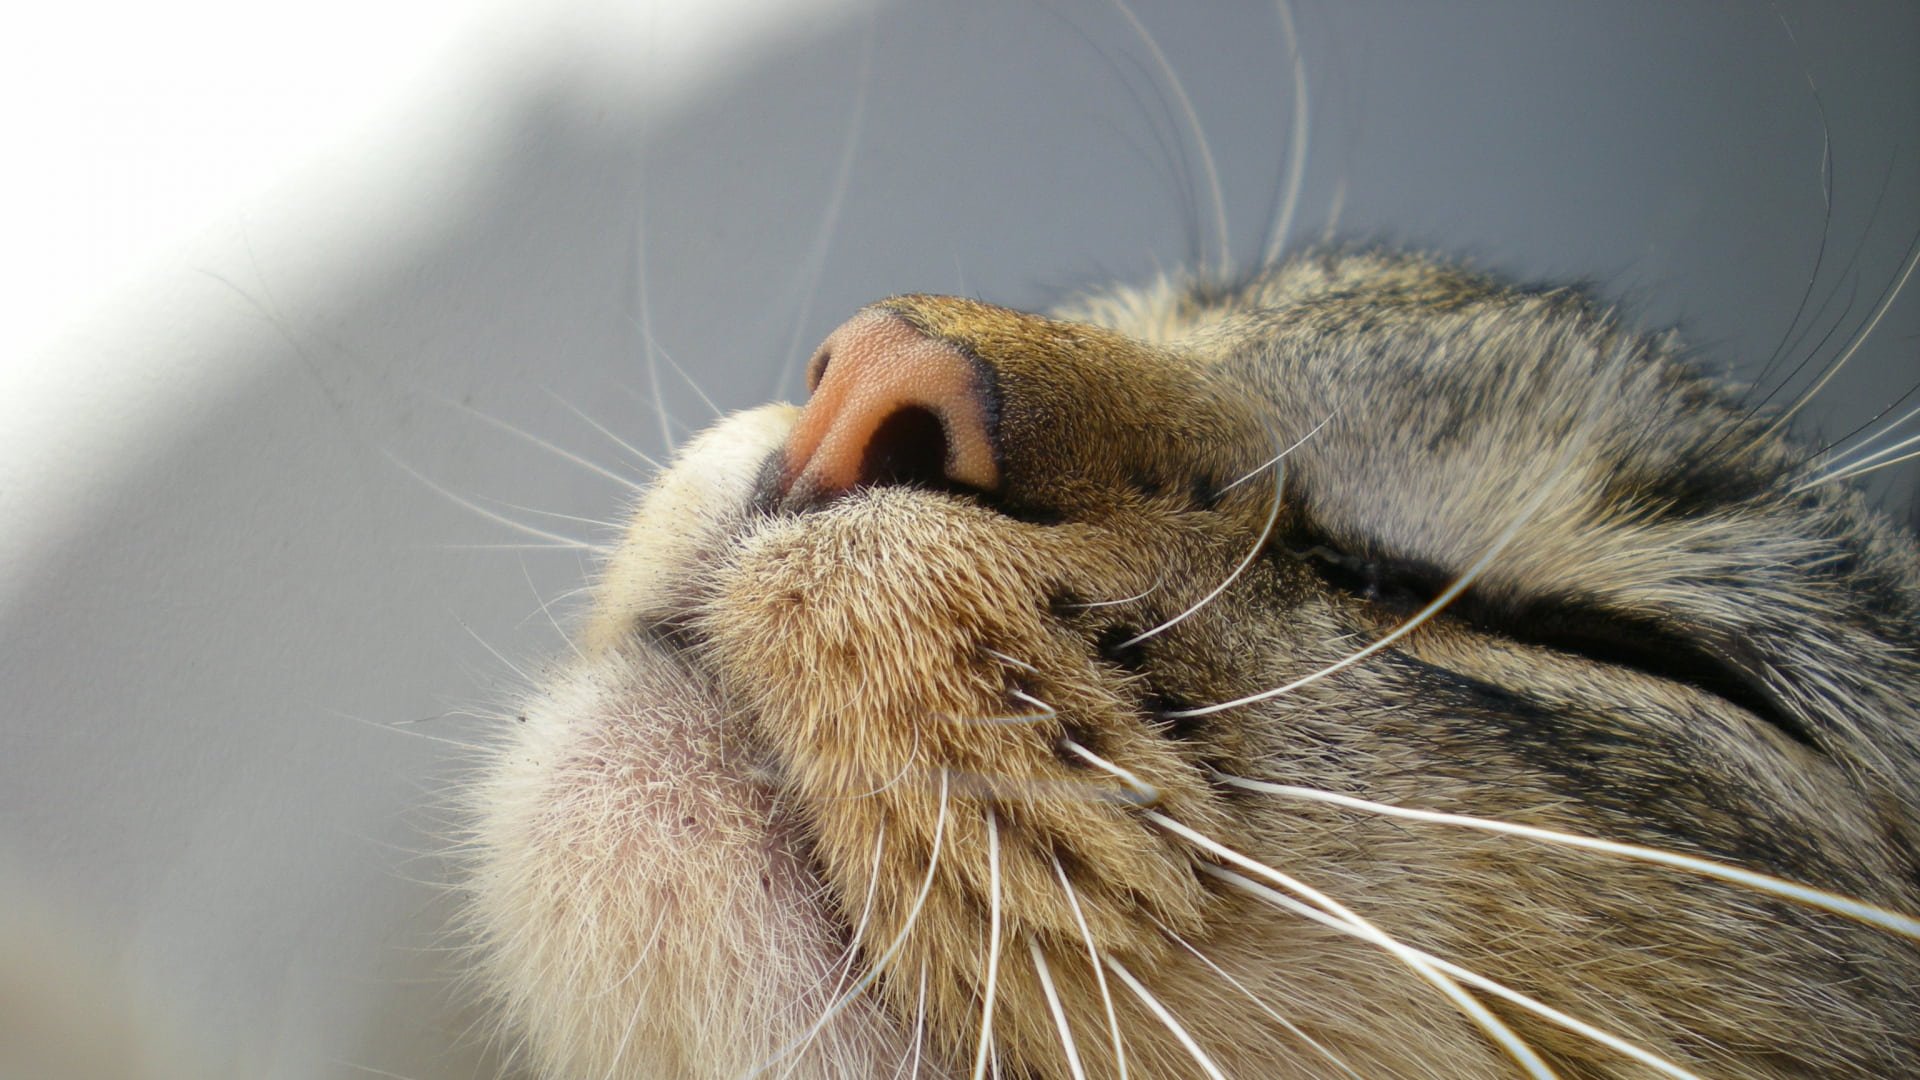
[782, 307, 1001, 501]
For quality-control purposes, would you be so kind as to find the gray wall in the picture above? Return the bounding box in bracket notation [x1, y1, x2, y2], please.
[3, 2, 1914, 1076]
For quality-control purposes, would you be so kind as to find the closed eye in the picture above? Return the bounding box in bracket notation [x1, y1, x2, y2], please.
[1287, 538, 1822, 751]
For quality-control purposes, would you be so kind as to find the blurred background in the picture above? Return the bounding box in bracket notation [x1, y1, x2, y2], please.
[2, 1, 1914, 1076]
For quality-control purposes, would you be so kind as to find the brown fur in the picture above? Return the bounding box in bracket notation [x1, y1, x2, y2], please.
[470, 250, 1920, 1078]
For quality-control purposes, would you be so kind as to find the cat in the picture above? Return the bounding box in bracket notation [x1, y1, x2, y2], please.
[457, 2, 1920, 1077]
[466, 246, 1920, 1078]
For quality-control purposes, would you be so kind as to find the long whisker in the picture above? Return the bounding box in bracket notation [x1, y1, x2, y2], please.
[648, 332, 724, 422]
[439, 542, 602, 552]
[1814, 444, 1920, 486]
[1208, 866, 1704, 1080]
[435, 395, 646, 492]
[1108, 0, 1229, 276]
[1102, 954, 1228, 1080]
[1165, 501, 1525, 720]
[983, 649, 1039, 674]
[745, 773, 951, 1079]
[1743, 7, 1834, 400]
[1142, 809, 1558, 1079]
[946, 687, 1059, 727]
[542, 388, 665, 472]
[385, 451, 609, 552]
[910, 960, 929, 1079]
[934, 767, 1152, 809]
[1058, 738, 1159, 805]
[1218, 413, 1334, 494]
[1168, 398, 1586, 720]
[459, 621, 539, 689]
[1052, 853, 1128, 1080]
[1030, 939, 1089, 1080]
[1795, 427, 1920, 491]
[773, 11, 876, 402]
[1123, 428, 1304, 648]
[630, 187, 678, 457]
[1260, 0, 1311, 267]
[1218, 772, 1920, 939]
[847, 722, 922, 800]
[1150, 916, 1364, 1080]
[1316, 179, 1348, 245]
[517, 560, 585, 663]
[1807, 383, 1920, 470]
[1760, 225, 1920, 440]
[597, 976, 648, 1080]
[885, 960, 929, 1079]
[1734, 155, 1892, 434]
[486, 499, 623, 531]
[971, 807, 1004, 1080]
[777, 828, 889, 1080]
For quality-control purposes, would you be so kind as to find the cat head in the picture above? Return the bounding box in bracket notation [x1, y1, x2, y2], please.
[472, 250, 1920, 1079]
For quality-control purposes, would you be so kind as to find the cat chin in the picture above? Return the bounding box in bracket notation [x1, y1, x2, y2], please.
[470, 401, 929, 1077]
[469, 636, 928, 1077]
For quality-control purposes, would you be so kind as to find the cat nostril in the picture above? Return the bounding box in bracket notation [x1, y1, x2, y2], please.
[860, 405, 950, 489]
[783, 309, 1000, 501]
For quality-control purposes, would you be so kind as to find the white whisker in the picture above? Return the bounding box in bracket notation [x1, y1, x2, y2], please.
[1762, 229, 1920, 439]
[1151, 916, 1364, 1080]
[910, 960, 929, 1079]
[1807, 398, 1920, 473]
[1261, 0, 1311, 267]
[773, 11, 876, 402]
[631, 191, 676, 457]
[517, 561, 585, 662]
[847, 722, 922, 800]
[1058, 738, 1159, 804]
[1030, 939, 1089, 1080]
[1168, 404, 1582, 720]
[1123, 426, 1304, 649]
[1218, 413, 1333, 494]
[459, 621, 538, 689]
[1797, 429, 1920, 491]
[744, 774, 951, 1079]
[385, 451, 608, 552]
[971, 807, 1004, 1080]
[488, 500, 622, 531]
[1214, 772, 1920, 940]
[440, 542, 603, 552]
[542, 388, 665, 472]
[1102, 953, 1228, 1080]
[1819, 444, 1920, 485]
[948, 688, 1058, 727]
[597, 981, 648, 1080]
[1052, 853, 1128, 1080]
[649, 332, 723, 421]
[436, 395, 646, 492]
[983, 649, 1040, 674]
[1108, 0, 1229, 277]
[777, 828, 888, 1080]
[1208, 867, 1703, 1080]
[1144, 810, 1558, 1079]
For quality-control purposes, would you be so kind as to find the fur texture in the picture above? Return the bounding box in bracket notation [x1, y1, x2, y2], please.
[469, 250, 1920, 1078]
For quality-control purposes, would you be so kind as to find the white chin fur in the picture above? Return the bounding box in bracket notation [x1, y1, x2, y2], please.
[468, 405, 927, 1078]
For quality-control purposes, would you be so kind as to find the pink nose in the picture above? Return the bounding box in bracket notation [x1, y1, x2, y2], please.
[783, 309, 1001, 500]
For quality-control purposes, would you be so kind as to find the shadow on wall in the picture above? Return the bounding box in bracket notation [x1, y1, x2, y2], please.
[1, 1, 1914, 1076]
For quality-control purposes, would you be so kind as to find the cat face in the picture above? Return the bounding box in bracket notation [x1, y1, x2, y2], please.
[470, 251, 1920, 1079]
